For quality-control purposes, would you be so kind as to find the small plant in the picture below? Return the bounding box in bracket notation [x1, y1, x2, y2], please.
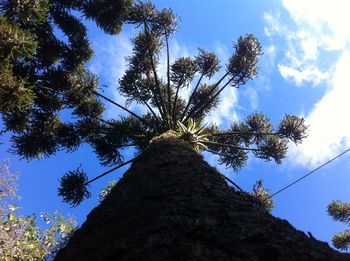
[176, 118, 209, 152]
[327, 200, 350, 250]
[98, 180, 117, 202]
[250, 179, 274, 212]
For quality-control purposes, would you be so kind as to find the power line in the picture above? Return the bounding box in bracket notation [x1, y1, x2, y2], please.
[267, 148, 350, 199]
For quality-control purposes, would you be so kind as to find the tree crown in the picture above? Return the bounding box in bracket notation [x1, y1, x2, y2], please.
[0, 1, 308, 206]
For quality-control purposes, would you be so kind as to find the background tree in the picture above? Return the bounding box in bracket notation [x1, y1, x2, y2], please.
[0, 160, 76, 260]
[0, 0, 132, 156]
[327, 200, 350, 250]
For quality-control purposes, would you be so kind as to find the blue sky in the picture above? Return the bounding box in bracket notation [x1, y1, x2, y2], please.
[1, 0, 350, 249]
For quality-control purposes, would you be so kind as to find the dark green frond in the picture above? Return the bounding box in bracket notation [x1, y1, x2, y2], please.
[56, 123, 81, 152]
[327, 199, 350, 250]
[82, 0, 132, 34]
[229, 122, 253, 145]
[119, 68, 153, 104]
[254, 136, 288, 164]
[1, 111, 29, 132]
[11, 113, 61, 158]
[0, 15, 37, 60]
[195, 48, 220, 79]
[87, 115, 157, 166]
[92, 136, 124, 166]
[76, 118, 102, 142]
[132, 30, 162, 57]
[217, 147, 248, 172]
[0, 64, 35, 115]
[278, 114, 308, 143]
[170, 57, 197, 86]
[172, 96, 186, 120]
[187, 84, 220, 121]
[227, 34, 262, 85]
[0, 0, 49, 24]
[72, 96, 104, 119]
[58, 167, 91, 207]
[65, 68, 99, 107]
[152, 8, 177, 36]
[328, 200, 350, 224]
[106, 114, 159, 152]
[32, 19, 66, 67]
[128, 1, 156, 25]
[206, 135, 248, 171]
[34, 85, 64, 113]
[332, 230, 350, 251]
[205, 112, 307, 170]
[246, 112, 273, 142]
[51, 7, 92, 69]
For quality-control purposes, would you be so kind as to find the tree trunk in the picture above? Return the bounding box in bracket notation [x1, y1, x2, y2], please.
[55, 134, 350, 261]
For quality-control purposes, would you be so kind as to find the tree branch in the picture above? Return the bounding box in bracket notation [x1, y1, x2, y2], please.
[180, 74, 203, 121]
[202, 140, 260, 152]
[171, 80, 184, 128]
[144, 70, 165, 120]
[165, 33, 172, 120]
[190, 75, 234, 121]
[210, 131, 281, 137]
[143, 24, 169, 127]
[184, 71, 229, 122]
[92, 91, 152, 129]
[133, 87, 163, 126]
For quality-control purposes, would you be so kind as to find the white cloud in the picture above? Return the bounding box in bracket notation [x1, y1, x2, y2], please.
[289, 53, 350, 166]
[89, 33, 135, 118]
[278, 65, 329, 86]
[264, 6, 334, 86]
[242, 87, 259, 111]
[264, 1, 350, 166]
[205, 87, 239, 127]
[282, 0, 350, 51]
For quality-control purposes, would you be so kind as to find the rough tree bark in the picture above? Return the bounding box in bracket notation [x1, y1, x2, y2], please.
[55, 133, 350, 261]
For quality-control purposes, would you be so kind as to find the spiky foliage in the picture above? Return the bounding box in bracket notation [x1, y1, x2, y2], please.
[58, 168, 91, 207]
[1, 1, 307, 206]
[175, 118, 209, 152]
[98, 180, 117, 202]
[327, 200, 350, 250]
[250, 179, 274, 212]
[0, 0, 132, 158]
[0, 160, 77, 260]
[332, 230, 350, 251]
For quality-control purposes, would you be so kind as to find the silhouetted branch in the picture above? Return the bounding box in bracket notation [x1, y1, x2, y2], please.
[211, 131, 280, 137]
[203, 140, 260, 152]
[181, 74, 203, 121]
[184, 71, 229, 122]
[92, 91, 152, 128]
[166, 34, 172, 119]
[144, 24, 169, 126]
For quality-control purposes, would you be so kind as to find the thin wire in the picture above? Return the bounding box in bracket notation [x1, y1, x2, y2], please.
[267, 148, 350, 199]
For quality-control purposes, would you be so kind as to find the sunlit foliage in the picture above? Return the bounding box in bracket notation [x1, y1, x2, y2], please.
[0, 160, 76, 260]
